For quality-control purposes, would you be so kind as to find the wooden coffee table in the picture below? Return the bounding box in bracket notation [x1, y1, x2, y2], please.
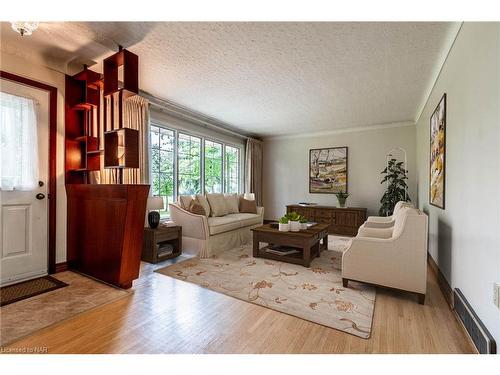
[251, 223, 329, 267]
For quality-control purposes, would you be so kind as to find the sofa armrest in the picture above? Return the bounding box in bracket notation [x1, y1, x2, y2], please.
[256, 206, 264, 219]
[357, 226, 393, 239]
[169, 203, 210, 240]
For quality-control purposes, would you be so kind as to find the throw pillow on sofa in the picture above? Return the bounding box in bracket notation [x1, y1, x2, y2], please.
[206, 193, 229, 217]
[179, 195, 194, 210]
[188, 200, 206, 216]
[239, 197, 257, 214]
[224, 194, 239, 214]
[195, 194, 211, 217]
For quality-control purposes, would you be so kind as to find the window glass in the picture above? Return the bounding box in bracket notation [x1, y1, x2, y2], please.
[0, 92, 38, 191]
[178, 133, 201, 195]
[224, 145, 239, 194]
[150, 125, 174, 217]
[204, 140, 223, 193]
[149, 124, 241, 218]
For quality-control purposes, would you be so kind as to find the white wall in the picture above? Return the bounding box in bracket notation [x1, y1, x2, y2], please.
[1, 51, 67, 263]
[416, 22, 500, 343]
[263, 124, 416, 220]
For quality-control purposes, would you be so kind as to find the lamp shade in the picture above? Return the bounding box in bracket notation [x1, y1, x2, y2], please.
[147, 196, 164, 210]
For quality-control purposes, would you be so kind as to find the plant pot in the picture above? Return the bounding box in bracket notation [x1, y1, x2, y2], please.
[289, 220, 300, 232]
[278, 223, 290, 232]
[337, 198, 347, 208]
[300, 222, 308, 230]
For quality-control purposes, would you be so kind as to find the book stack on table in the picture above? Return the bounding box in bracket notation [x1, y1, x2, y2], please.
[264, 245, 301, 256]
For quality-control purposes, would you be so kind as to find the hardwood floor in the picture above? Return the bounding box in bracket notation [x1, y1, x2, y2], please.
[4, 256, 475, 354]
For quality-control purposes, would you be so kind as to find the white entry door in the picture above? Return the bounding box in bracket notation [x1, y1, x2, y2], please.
[0, 78, 49, 286]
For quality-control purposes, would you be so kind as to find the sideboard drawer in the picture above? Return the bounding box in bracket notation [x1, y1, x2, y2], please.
[315, 209, 333, 218]
[316, 217, 332, 225]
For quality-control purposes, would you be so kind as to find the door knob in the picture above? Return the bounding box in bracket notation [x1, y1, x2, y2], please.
[36, 193, 45, 200]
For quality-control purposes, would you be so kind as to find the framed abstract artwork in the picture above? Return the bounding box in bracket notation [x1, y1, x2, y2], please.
[309, 147, 348, 194]
[429, 93, 446, 209]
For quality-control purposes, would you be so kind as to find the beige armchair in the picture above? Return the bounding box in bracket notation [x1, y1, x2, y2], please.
[342, 208, 428, 304]
[169, 202, 264, 258]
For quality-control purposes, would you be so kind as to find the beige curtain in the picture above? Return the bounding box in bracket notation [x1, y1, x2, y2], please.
[244, 138, 263, 206]
[95, 94, 149, 185]
[122, 95, 150, 184]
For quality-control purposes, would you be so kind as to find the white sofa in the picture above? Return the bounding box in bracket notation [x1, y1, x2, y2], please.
[169, 194, 264, 258]
[342, 206, 428, 304]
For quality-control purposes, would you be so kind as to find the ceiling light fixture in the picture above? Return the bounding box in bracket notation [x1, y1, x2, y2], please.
[11, 22, 39, 36]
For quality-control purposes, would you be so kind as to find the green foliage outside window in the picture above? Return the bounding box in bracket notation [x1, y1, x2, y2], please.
[149, 125, 241, 218]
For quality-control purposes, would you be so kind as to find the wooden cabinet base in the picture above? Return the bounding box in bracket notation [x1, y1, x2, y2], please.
[286, 205, 367, 236]
[66, 184, 149, 289]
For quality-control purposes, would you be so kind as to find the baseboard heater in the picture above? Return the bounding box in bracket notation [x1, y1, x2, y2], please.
[454, 288, 496, 354]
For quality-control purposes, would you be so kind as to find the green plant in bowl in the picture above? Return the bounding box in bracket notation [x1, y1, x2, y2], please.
[298, 216, 308, 230]
[278, 216, 289, 224]
[286, 212, 301, 222]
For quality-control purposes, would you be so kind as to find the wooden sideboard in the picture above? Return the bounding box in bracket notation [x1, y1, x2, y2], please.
[286, 205, 367, 236]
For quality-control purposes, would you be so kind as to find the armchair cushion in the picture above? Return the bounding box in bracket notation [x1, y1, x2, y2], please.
[357, 226, 393, 239]
[362, 220, 395, 229]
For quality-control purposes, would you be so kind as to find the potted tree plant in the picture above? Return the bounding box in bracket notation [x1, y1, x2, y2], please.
[379, 158, 411, 216]
[278, 216, 290, 232]
[335, 192, 350, 208]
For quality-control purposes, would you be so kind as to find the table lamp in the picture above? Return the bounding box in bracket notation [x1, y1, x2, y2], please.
[147, 196, 164, 229]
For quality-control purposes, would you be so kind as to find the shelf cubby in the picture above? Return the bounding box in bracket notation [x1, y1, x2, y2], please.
[103, 49, 138, 98]
[104, 128, 139, 169]
[65, 67, 102, 184]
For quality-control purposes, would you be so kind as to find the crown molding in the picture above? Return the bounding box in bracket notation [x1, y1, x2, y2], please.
[264, 121, 415, 141]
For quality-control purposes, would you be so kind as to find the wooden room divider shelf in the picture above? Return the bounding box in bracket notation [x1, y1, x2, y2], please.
[65, 48, 147, 290]
[65, 66, 102, 184]
[102, 48, 140, 170]
[103, 48, 138, 97]
[104, 128, 139, 168]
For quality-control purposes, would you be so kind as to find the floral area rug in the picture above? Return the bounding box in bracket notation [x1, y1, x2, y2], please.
[155, 236, 375, 338]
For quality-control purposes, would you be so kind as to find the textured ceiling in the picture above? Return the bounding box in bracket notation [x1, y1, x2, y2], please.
[0, 22, 459, 137]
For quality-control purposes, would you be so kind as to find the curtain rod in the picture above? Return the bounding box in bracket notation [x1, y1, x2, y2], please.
[142, 91, 262, 142]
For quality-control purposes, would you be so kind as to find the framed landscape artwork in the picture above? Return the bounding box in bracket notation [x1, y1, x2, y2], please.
[429, 93, 446, 209]
[309, 147, 348, 194]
